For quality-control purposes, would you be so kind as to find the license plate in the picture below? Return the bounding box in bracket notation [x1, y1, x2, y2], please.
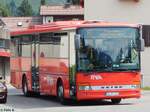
[106, 92, 119, 96]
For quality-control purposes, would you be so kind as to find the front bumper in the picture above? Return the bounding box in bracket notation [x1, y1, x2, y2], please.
[76, 89, 141, 101]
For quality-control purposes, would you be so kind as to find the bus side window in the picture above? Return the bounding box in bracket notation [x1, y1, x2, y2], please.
[40, 44, 53, 58]
[40, 52, 45, 58]
[21, 44, 31, 57]
[11, 38, 19, 57]
[53, 37, 61, 58]
[20, 35, 32, 57]
[54, 32, 68, 58]
[40, 33, 53, 58]
[39, 32, 67, 58]
[60, 36, 68, 58]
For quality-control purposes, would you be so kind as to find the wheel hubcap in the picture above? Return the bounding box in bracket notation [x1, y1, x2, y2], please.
[58, 86, 63, 98]
[24, 82, 27, 94]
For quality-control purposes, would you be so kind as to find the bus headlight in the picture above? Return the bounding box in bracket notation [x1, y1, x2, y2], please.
[79, 86, 90, 90]
[131, 85, 140, 89]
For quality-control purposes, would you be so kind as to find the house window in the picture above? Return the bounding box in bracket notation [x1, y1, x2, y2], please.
[46, 16, 54, 23]
[0, 39, 5, 48]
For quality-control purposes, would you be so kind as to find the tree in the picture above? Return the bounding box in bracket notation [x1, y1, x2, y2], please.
[66, 0, 71, 3]
[9, 0, 17, 16]
[17, 0, 33, 16]
[0, 3, 10, 17]
[72, 0, 80, 5]
[66, 0, 80, 5]
[41, 0, 46, 5]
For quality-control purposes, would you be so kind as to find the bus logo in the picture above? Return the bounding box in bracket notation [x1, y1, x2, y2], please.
[91, 75, 102, 80]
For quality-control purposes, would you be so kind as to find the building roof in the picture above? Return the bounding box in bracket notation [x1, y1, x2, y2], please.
[40, 5, 84, 16]
[0, 19, 5, 26]
[1, 17, 42, 31]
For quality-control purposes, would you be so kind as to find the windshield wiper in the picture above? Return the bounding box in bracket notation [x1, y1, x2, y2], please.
[94, 66, 113, 72]
[112, 68, 140, 72]
[112, 67, 132, 71]
[78, 68, 94, 72]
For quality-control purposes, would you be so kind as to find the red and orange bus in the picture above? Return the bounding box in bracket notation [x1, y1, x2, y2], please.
[10, 21, 144, 104]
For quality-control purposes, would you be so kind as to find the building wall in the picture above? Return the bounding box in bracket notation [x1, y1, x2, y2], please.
[0, 24, 10, 81]
[85, 0, 150, 24]
[43, 15, 84, 24]
[1, 17, 42, 32]
[141, 48, 150, 86]
[0, 58, 10, 79]
[85, 0, 150, 87]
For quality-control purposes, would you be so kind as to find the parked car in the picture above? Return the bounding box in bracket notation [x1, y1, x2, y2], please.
[0, 77, 7, 104]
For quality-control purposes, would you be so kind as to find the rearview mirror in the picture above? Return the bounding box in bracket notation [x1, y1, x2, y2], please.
[140, 38, 145, 51]
[75, 34, 81, 50]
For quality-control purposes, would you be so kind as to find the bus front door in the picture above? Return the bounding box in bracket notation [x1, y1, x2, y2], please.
[31, 37, 39, 92]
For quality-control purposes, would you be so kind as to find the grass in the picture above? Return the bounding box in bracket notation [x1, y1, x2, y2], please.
[142, 87, 150, 91]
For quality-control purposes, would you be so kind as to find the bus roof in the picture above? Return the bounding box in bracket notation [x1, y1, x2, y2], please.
[10, 21, 140, 36]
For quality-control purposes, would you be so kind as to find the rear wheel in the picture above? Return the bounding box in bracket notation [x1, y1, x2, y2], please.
[111, 98, 122, 104]
[22, 77, 31, 97]
[57, 82, 67, 104]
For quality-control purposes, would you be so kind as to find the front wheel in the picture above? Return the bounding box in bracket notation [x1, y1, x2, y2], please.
[111, 98, 122, 104]
[57, 82, 67, 104]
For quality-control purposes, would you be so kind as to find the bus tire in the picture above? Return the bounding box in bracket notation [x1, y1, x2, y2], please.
[57, 81, 67, 105]
[111, 98, 121, 104]
[22, 76, 31, 97]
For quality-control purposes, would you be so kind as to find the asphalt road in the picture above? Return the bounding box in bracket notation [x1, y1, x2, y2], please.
[0, 84, 150, 112]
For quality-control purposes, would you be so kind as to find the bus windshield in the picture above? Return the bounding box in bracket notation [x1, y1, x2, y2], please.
[77, 27, 140, 72]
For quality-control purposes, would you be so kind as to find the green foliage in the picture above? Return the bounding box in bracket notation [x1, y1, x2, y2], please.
[72, 0, 80, 5]
[69, 65, 76, 85]
[0, 0, 76, 17]
[66, 0, 71, 3]
[9, 0, 17, 16]
[0, 3, 10, 17]
[142, 87, 150, 91]
[17, 0, 33, 16]
[66, 0, 80, 5]
[41, 0, 46, 5]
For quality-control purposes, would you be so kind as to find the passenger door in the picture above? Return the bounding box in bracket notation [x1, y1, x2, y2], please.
[31, 35, 40, 92]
